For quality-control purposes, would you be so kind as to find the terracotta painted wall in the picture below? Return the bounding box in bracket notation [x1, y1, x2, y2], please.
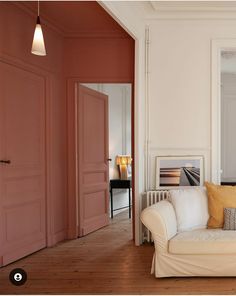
[0, 1, 134, 248]
[0, 2, 67, 246]
[64, 37, 134, 81]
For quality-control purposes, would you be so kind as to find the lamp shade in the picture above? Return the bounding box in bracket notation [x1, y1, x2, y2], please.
[116, 155, 132, 165]
[31, 16, 46, 56]
[116, 155, 132, 180]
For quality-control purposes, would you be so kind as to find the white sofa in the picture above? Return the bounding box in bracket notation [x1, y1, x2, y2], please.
[141, 188, 236, 278]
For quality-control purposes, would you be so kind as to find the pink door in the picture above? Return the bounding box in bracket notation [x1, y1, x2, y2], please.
[0, 62, 46, 266]
[77, 84, 109, 236]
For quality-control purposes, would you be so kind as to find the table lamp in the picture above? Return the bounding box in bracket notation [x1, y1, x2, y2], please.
[116, 155, 132, 180]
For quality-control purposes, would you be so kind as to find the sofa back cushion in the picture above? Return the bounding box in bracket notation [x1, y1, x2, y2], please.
[205, 182, 236, 228]
[169, 187, 209, 232]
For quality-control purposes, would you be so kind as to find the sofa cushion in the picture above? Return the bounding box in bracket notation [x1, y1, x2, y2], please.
[169, 229, 236, 254]
[205, 182, 236, 228]
[169, 187, 209, 232]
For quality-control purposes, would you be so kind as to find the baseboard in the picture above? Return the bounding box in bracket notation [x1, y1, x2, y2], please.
[46, 233, 54, 247]
[53, 230, 67, 245]
[67, 227, 78, 240]
[3, 240, 45, 266]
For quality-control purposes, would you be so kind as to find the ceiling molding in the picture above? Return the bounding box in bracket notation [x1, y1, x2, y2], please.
[150, 1, 236, 12]
[146, 12, 236, 20]
[148, 1, 236, 19]
[64, 31, 131, 39]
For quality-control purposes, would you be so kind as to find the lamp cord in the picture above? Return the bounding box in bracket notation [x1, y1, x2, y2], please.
[37, 0, 39, 16]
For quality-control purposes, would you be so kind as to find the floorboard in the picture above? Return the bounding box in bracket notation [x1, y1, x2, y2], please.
[1, 211, 236, 294]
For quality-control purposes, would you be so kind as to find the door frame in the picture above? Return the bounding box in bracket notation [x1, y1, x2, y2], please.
[211, 39, 236, 184]
[67, 79, 135, 240]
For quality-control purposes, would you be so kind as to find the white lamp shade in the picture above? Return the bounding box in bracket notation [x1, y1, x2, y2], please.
[31, 18, 46, 56]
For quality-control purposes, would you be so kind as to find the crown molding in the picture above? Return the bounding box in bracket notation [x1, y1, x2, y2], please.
[150, 1, 236, 12]
[146, 12, 236, 20]
[148, 1, 236, 19]
[149, 145, 211, 151]
[64, 31, 131, 39]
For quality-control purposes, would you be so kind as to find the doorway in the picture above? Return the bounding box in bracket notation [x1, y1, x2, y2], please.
[211, 40, 236, 184]
[220, 51, 236, 185]
[78, 83, 133, 236]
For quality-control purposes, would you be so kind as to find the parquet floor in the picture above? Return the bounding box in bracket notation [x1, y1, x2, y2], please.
[1, 211, 236, 294]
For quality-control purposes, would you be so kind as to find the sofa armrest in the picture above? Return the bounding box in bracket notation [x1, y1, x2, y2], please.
[141, 200, 177, 253]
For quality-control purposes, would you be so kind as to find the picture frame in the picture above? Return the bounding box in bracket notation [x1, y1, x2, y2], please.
[155, 155, 204, 189]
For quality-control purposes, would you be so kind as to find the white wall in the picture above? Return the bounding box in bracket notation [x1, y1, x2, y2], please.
[147, 19, 236, 189]
[99, 2, 236, 244]
[84, 83, 132, 216]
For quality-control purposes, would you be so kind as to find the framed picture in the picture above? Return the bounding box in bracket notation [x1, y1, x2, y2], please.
[156, 155, 204, 189]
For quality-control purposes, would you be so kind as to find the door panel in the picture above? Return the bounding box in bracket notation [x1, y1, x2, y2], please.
[0, 62, 46, 266]
[77, 85, 109, 236]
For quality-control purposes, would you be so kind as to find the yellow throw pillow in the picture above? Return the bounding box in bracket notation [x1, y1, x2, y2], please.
[205, 182, 236, 228]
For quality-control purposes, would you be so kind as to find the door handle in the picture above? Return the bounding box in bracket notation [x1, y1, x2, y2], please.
[0, 160, 11, 164]
[107, 158, 112, 162]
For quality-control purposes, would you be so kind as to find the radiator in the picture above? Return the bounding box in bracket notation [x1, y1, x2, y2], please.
[143, 190, 170, 242]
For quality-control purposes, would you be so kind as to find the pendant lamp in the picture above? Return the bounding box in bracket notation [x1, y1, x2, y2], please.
[31, 1, 46, 56]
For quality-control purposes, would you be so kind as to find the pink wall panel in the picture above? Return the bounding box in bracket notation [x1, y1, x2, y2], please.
[64, 38, 134, 81]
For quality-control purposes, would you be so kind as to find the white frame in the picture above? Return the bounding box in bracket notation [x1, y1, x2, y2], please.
[211, 39, 236, 185]
[99, 2, 146, 245]
[155, 155, 204, 189]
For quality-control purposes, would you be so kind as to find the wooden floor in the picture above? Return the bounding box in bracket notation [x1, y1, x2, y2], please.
[1, 211, 236, 294]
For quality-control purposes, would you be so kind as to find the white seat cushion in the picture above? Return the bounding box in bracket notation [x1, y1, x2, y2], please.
[169, 187, 209, 232]
[169, 229, 236, 254]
